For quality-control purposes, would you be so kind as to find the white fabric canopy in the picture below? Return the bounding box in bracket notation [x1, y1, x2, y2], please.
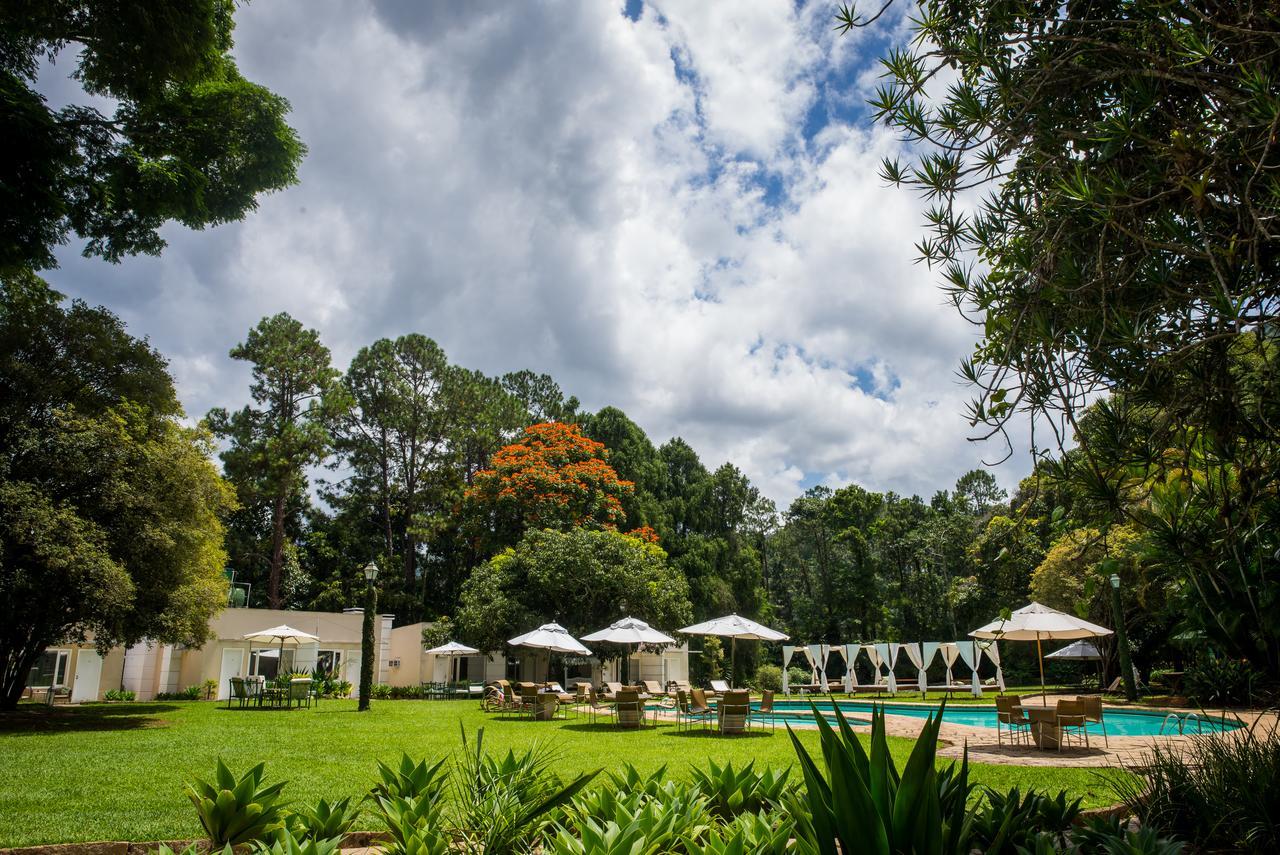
[679, 613, 788, 689]
[508, 622, 592, 656]
[984, 640, 1006, 691]
[844, 644, 861, 690]
[809, 644, 825, 685]
[900, 642, 926, 693]
[939, 642, 960, 685]
[243, 625, 320, 644]
[425, 641, 480, 656]
[971, 602, 1113, 701]
[955, 639, 981, 696]
[781, 645, 796, 694]
[873, 643, 896, 693]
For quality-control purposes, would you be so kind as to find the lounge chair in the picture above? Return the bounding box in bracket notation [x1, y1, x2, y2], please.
[995, 695, 1030, 746]
[757, 689, 777, 731]
[615, 689, 646, 728]
[603, 681, 624, 699]
[641, 680, 665, 696]
[1078, 695, 1108, 746]
[718, 690, 751, 735]
[667, 679, 692, 697]
[793, 682, 824, 695]
[709, 679, 730, 694]
[1055, 699, 1089, 751]
[926, 683, 972, 699]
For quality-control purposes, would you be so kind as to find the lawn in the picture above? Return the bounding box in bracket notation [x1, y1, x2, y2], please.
[0, 699, 1128, 846]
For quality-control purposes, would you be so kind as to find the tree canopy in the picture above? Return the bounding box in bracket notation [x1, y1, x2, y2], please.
[0, 0, 305, 273]
[0, 275, 232, 707]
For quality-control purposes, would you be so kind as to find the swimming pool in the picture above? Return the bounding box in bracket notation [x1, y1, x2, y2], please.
[756, 699, 1243, 737]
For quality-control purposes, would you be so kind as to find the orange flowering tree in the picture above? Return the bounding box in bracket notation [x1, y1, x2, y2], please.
[465, 422, 642, 551]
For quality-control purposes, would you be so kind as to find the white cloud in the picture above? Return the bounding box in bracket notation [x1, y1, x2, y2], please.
[44, 0, 1029, 509]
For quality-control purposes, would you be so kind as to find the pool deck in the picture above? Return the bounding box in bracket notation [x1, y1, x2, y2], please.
[834, 693, 1273, 768]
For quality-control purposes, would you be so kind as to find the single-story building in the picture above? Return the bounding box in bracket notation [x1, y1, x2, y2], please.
[386, 622, 690, 689]
[32, 607, 394, 702]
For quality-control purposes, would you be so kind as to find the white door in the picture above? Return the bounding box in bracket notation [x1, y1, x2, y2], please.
[71, 650, 102, 702]
[217, 648, 244, 700]
[345, 656, 362, 696]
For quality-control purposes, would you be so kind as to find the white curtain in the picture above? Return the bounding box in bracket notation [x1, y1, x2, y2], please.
[900, 643, 925, 694]
[875, 643, 896, 693]
[807, 644, 823, 685]
[921, 642, 941, 688]
[782, 646, 795, 694]
[844, 644, 861, 690]
[939, 643, 960, 685]
[862, 644, 883, 686]
[834, 644, 849, 692]
[955, 640, 981, 696]
[983, 640, 1006, 691]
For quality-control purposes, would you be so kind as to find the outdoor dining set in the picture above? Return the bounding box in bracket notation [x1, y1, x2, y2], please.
[226, 675, 318, 709]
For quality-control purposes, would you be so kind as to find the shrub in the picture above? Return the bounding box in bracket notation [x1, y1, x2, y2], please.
[287, 797, 361, 841]
[369, 683, 392, 700]
[754, 664, 783, 693]
[202, 679, 218, 700]
[786, 666, 810, 689]
[104, 689, 136, 702]
[1121, 718, 1278, 852]
[1184, 654, 1258, 707]
[688, 759, 790, 820]
[185, 759, 288, 847]
[157, 685, 203, 701]
[389, 684, 425, 700]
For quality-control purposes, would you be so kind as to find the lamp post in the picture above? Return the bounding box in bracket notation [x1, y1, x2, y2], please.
[358, 561, 378, 712]
[1109, 573, 1137, 701]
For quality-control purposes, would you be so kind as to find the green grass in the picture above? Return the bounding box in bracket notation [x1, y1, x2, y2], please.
[0, 699, 1129, 846]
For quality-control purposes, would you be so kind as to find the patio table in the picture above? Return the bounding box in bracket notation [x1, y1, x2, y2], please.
[261, 687, 287, 709]
[1017, 704, 1060, 749]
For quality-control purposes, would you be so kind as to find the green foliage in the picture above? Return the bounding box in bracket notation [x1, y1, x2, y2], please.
[0, 278, 233, 708]
[786, 702, 974, 855]
[156, 686, 203, 701]
[455, 527, 692, 655]
[688, 760, 790, 820]
[1185, 654, 1259, 707]
[450, 726, 599, 854]
[688, 812, 795, 855]
[373, 754, 448, 802]
[287, 796, 360, 841]
[369, 793, 451, 855]
[1070, 816, 1185, 855]
[552, 787, 713, 854]
[0, 0, 304, 272]
[185, 759, 288, 847]
[103, 689, 136, 702]
[250, 826, 342, 855]
[787, 666, 812, 688]
[369, 683, 392, 700]
[1121, 719, 1279, 853]
[753, 664, 782, 693]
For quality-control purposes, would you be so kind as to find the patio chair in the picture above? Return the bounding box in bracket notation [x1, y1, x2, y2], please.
[586, 686, 614, 724]
[603, 681, 624, 699]
[1079, 695, 1108, 747]
[482, 681, 508, 713]
[288, 677, 313, 709]
[667, 679, 692, 697]
[1055, 699, 1089, 751]
[995, 695, 1030, 746]
[245, 675, 267, 707]
[614, 689, 646, 728]
[717, 690, 751, 735]
[709, 679, 730, 695]
[688, 688, 715, 732]
[757, 689, 777, 731]
[641, 680, 664, 696]
[227, 677, 249, 709]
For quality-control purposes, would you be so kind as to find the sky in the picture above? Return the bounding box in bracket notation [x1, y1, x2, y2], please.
[39, 0, 1033, 508]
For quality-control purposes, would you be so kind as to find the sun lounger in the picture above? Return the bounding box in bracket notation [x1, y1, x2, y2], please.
[709, 679, 730, 694]
[641, 680, 664, 696]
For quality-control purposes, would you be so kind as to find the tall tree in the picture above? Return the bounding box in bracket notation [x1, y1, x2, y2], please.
[207, 313, 344, 608]
[0, 0, 305, 273]
[0, 275, 232, 707]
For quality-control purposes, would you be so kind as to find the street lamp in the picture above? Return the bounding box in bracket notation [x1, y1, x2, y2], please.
[1109, 573, 1137, 702]
[358, 561, 379, 712]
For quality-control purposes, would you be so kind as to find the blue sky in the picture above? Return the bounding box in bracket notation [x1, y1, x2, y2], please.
[40, 0, 1030, 506]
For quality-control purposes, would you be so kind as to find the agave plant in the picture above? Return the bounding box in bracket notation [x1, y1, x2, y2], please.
[1068, 816, 1185, 855]
[185, 759, 289, 847]
[370, 793, 451, 855]
[249, 827, 343, 855]
[372, 753, 449, 802]
[971, 787, 1048, 854]
[687, 811, 795, 855]
[450, 725, 598, 855]
[287, 796, 361, 841]
[786, 701, 974, 855]
[550, 791, 713, 855]
[688, 759, 791, 819]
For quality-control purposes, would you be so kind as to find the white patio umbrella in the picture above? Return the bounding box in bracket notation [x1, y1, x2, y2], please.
[970, 602, 1112, 703]
[582, 616, 675, 685]
[1045, 640, 1103, 660]
[426, 640, 480, 685]
[508, 623, 592, 683]
[242, 624, 320, 677]
[678, 613, 789, 689]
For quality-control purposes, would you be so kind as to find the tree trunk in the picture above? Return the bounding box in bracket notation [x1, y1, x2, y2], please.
[268, 492, 287, 608]
[0, 642, 47, 710]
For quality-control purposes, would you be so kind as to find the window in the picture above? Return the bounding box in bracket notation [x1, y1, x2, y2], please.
[316, 650, 343, 677]
[250, 648, 293, 679]
[29, 650, 69, 687]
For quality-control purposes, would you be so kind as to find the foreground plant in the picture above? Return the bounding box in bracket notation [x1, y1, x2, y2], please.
[787, 702, 973, 855]
[185, 759, 288, 847]
[689, 759, 791, 820]
[287, 796, 361, 841]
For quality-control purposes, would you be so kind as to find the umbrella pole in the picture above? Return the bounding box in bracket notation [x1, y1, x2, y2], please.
[1037, 633, 1046, 704]
[730, 637, 737, 689]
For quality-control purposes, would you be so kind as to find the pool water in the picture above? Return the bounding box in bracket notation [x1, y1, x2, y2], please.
[756, 699, 1242, 736]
